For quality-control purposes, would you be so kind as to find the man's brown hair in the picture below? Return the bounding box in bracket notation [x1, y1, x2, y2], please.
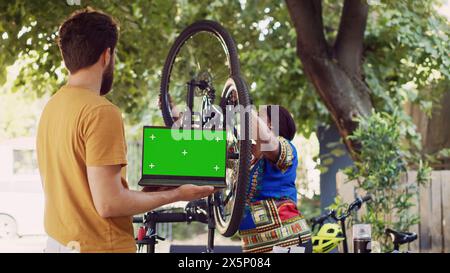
[57, 8, 119, 73]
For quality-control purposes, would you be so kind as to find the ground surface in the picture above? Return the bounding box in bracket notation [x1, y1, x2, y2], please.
[0, 232, 240, 253]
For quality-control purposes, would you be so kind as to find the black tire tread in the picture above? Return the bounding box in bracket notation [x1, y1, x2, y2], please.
[159, 21, 250, 237]
[160, 20, 240, 127]
[215, 75, 251, 237]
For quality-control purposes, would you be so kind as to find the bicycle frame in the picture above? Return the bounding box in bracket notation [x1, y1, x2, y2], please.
[311, 195, 372, 253]
[159, 20, 252, 238]
[134, 197, 216, 253]
[185, 78, 222, 129]
[332, 209, 352, 253]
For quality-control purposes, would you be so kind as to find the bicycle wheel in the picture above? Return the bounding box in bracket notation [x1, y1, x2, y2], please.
[215, 75, 251, 237]
[160, 20, 240, 127]
[159, 20, 251, 237]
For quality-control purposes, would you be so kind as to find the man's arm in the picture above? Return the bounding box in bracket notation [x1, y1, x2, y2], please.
[87, 165, 214, 218]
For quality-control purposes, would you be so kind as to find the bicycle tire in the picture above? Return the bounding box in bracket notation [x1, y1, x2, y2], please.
[160, 20, 241, 127]
[214, 75, 251, 237]
[159, 21, 250, 237]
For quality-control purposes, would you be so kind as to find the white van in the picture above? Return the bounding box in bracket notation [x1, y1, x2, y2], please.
[0, 137, 45, 238]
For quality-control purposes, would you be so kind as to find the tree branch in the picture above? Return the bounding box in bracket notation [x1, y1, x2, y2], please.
[285, 0, 329, 58]
[334, 0, 369, 76]
[285, 0, 373, 156]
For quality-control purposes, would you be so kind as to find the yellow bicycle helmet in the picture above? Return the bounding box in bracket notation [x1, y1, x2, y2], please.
[312, 223, 345, 253]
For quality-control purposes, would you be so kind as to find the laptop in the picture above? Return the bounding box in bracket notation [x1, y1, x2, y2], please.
[138, 126, 227, 188]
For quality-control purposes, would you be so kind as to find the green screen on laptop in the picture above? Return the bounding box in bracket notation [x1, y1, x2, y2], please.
[140, 127, 226, 186]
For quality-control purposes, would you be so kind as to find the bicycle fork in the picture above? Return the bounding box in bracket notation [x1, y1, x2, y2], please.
[340, 219, 349, 253]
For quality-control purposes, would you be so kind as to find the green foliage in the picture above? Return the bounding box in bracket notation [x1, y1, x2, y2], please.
[343, 109, 431, 251]
[0, 1, 449, 139]
[325, 3, 448, 247]
[0, 0, 328, 137]
[364, 1, 450, 115]
[0, 1, 448, 243]
[326, 195, 348, 218]
[299, 194, 322, 220]
[0, 81, 48, 140]
[317, 140, 347, 174]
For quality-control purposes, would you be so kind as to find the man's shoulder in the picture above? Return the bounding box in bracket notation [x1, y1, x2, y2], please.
[85, 98, 120, 114]
[44, 86, 123, 123]
[74, 89, 117, 110]
[82, 100, 122, 122]
[60, 87, 121, 116]
[57, 86, 118, 108]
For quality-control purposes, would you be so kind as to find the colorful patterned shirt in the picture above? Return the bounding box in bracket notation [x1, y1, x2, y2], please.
[239, 137, 298, 231]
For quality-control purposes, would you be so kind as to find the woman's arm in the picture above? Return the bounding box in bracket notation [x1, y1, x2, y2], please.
[250, 109, 280, 163]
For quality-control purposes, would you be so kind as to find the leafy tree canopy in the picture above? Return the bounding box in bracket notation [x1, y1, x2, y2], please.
[0, 0, 448, 138]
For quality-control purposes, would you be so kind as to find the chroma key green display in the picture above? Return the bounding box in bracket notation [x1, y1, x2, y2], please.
[142, 127, 226, 178]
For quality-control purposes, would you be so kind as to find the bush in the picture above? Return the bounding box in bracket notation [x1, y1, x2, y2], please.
[343, 109, 431, 251]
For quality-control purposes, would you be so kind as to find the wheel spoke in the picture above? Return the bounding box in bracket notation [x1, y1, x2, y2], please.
[223, 189, 234, 206]
[160, 21, 250, 237]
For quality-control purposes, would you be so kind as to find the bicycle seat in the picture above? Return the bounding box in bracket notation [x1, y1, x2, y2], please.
[385, 228, 417, 245]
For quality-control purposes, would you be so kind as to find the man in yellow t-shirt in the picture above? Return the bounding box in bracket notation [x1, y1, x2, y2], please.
[36, 8, 214, 253]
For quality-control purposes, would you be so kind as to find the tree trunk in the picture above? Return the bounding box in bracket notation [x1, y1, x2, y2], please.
[285, 0, 373, 158]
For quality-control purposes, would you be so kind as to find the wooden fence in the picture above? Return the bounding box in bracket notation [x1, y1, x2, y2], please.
[336, 171, 450, 253]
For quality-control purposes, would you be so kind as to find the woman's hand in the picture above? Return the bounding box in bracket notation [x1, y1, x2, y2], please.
[251, 142, 262, 165]
[250, 109, 280, 163]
